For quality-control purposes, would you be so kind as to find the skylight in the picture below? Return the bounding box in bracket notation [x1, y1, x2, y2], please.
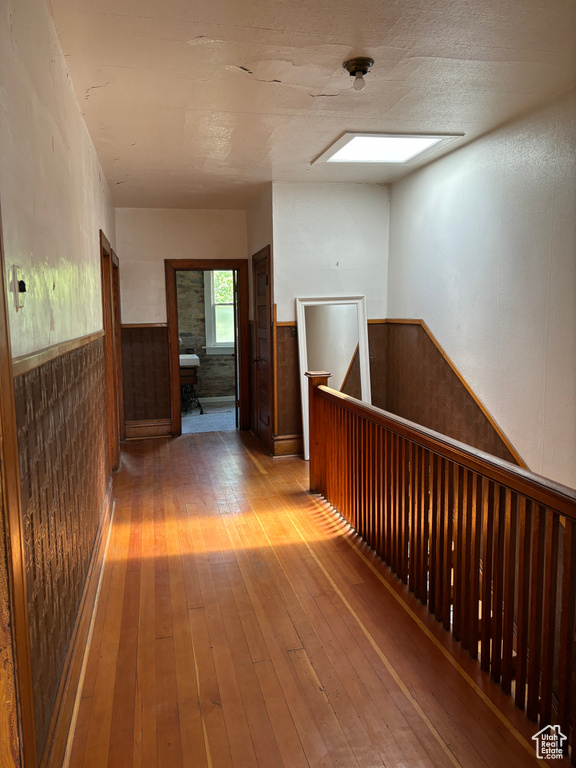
[313, 132, 463, 166]
[328, 135, 443, 163]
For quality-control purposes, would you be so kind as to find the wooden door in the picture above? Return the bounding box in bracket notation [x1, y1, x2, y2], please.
[111, 256, 125, 441]
[252, 246, 273, 451]
[100, 232, 122, 471]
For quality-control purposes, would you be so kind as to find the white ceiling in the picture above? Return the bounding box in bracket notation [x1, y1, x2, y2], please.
[48, 0, 576, 209]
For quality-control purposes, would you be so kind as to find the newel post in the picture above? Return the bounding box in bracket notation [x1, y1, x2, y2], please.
[305, 371, 331, 493]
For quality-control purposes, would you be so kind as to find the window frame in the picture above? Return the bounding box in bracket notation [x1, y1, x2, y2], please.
[204, 270, 235, 355]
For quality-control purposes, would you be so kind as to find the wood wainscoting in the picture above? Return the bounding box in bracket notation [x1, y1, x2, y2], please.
[42, 480, 113, 768]
[273, 322, 303, 456]
[270, 316, 523, 463]
[121, 324, 171, 439]
[13, 335, 111, 762]
[384, 320, 524, 466]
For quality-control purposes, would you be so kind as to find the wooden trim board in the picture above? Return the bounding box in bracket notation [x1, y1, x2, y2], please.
[41, 479, 113, 768]
[272, 433, 303, 457]
[125, 419, 172, 440]
[273, 304, 279, 437]
[121, 323, 167, 328]
[12, 331, 105, 378]
[0, 202, 38, 765]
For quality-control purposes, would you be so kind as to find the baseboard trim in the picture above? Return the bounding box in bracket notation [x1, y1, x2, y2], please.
[41, 477, 113, 768]
[125, 419, 172, 439]
[273, 434, 303, 457]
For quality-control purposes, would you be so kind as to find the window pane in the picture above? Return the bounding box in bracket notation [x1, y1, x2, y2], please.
[214, 271, 233, 304]
[215, 305, 234, 344]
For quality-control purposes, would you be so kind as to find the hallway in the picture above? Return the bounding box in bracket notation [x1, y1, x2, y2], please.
[67, 432, 546, 768]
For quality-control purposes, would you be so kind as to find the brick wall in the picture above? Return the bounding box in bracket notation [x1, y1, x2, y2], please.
[176, 271, 235, 398]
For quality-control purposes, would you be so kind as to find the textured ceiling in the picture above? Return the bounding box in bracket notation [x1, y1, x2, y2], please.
[48, 0, 576, 209]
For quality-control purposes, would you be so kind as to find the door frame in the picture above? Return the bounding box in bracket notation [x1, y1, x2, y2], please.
[165, 258, 250, 436]
[0, 205, 38, 765]
[100, 231, 123, 471]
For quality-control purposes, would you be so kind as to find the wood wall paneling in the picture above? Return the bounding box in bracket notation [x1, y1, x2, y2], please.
[121, 326, 171, 422]
[14, 338, 108, 758]
[385, 322, 519, 464]
[273, 317, 521, 466]
[275, 325, 302, 443]
[41, 480, 113, 768]
[367, 322, 387, 408]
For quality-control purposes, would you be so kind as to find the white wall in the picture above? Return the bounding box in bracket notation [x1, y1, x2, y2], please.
[272, 183, 389, 322]
[388, 89, 576, 489]
[116, 208, 248, 323]
[0, 0, 115, 358]
[305, 303, 358, 390]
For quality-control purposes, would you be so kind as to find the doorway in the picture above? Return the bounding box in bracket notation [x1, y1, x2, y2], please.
[177, 269, 236, 433]
[165, 259, 250, 436]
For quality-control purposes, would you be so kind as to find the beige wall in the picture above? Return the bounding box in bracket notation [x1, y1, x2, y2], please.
[388, 89, 576, 488]
[246, 184, 273, 320]
[0, 0, 115, 358]
[272, 183, 389, 322]
[116, 208, 248, 324]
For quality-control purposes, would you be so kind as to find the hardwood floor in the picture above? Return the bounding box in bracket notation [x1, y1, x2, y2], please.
[67, 431, 548, 767]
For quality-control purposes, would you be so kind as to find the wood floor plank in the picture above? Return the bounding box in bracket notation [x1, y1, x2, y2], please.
[133, 480, 158, 768]
[155, 636, 184, 768]
[164, 499, 208, 768]
[188, 607, 235, 768]
[107, 569, 140, 768]
[79, 505, 132, 768]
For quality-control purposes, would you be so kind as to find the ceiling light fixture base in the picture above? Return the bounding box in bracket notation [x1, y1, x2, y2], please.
[343, 57, 374, 75]
[343, 57, 374, 91]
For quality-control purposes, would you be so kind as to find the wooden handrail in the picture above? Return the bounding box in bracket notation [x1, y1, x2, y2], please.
[315, 385, 576, 520]
[308, 376, 576, 761]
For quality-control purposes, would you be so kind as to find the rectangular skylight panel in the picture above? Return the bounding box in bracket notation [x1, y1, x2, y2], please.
[327, 135, 444, 163]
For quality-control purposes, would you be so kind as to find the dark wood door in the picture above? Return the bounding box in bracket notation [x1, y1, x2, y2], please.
[252, 247, 272, 451]
[100, 232, 121, 471]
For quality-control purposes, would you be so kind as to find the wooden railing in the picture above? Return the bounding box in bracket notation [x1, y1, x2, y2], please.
[306, 372, 576, 760]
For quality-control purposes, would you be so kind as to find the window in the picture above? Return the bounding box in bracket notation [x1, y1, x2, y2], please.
[204, 270, 235, 354]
